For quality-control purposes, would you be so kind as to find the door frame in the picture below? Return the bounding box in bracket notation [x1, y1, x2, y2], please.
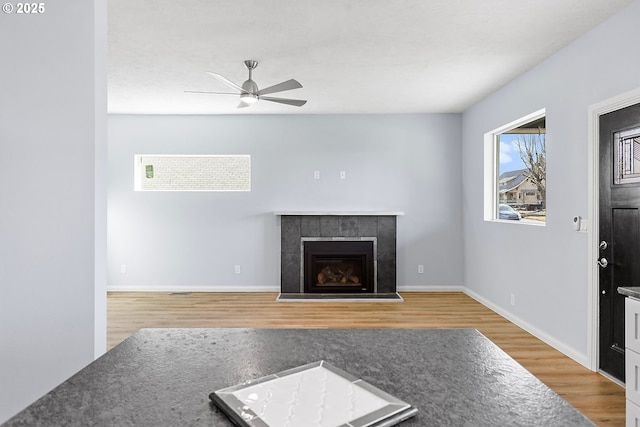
[588, 86, 640, 373]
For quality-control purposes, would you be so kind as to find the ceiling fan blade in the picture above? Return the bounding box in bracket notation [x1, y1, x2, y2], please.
[260, 96, 307, 107]
[184, 90, 239, 95]
[256, 79, 303, 96]
[206, 71, 245, 93]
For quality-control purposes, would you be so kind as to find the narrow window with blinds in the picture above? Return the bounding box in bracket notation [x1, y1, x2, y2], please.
[134, 155, 251, 192]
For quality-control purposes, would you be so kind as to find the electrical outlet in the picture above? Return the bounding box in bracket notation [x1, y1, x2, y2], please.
[313, 171, 320, 180]
[418, 265, 424, 274]
[234, 265, 241, 274]
[120, 264, 127, 274]
[510, 293, 515, 306]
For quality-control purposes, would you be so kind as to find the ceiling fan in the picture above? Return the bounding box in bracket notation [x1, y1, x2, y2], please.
[186, 60, 307, 108]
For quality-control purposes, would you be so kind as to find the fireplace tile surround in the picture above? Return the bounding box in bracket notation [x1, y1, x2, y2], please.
[277, 213, 402, 295]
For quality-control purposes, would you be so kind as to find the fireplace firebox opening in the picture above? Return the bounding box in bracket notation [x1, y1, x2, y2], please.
[303, 240, 375, 294]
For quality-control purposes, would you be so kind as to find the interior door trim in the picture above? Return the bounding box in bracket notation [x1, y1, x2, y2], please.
[588, 86, 640, 372]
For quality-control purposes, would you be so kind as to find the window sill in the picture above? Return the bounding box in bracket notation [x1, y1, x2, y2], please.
[487, 219, 546, 226]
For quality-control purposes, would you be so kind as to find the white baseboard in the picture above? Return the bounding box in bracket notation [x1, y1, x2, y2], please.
[463, 287, 590, 369]
[108, 285, 464, 293]
[397, 285, 465, 292]
[106, 285, 280, 293]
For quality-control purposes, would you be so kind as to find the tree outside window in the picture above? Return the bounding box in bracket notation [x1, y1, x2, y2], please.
[496, 115, 546, 224]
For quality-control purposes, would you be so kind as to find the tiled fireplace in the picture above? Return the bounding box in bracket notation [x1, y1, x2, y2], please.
[277, 212, 402, 295]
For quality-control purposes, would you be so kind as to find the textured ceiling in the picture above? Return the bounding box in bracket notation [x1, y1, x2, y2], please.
[108, 0, 634, 114]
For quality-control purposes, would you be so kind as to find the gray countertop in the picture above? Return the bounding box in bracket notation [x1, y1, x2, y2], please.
[618, 286, 640, 299]
[3, 328, 595, 426]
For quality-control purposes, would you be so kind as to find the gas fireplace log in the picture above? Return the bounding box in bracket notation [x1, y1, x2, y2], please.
[339, 267, 352, 284]
[341, 273, 360, 284]
[318, 266, 341, 284]
[317, 265, 360, 285]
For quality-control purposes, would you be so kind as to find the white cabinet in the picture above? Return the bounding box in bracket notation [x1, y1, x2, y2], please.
[626, 297, 640, 354]
[625, 297, 640, 427]
[628, 399, 640, 427]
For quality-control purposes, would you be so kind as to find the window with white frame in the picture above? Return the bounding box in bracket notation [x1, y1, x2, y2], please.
[484, 110, 546, 224]
[134, 155, 251, 192]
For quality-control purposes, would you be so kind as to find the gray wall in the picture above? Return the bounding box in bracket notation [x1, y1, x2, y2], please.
[462, 0, 640, 364]
[108, 114, 464, 291]
[0, 0, 106, 423]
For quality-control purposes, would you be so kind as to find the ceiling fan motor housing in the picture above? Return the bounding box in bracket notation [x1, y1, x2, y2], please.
[242, 79, 258, 94]
[242, 60, 259, 100]
[240, 78, 259, 104]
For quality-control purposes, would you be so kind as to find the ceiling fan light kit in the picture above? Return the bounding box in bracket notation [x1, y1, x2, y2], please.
[240, 93, 258, 105]
[186, 60, 307, 108]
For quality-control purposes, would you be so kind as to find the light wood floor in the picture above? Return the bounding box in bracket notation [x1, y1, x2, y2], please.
[107, 291, 625, 426]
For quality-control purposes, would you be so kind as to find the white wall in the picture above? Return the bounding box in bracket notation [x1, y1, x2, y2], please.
[94, 0, 108, 358]
[108, 114, 463, 291]
[462, 0, 640, 364]
[0, 0, 106, 423]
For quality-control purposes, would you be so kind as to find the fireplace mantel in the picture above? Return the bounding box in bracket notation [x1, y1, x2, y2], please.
[274, 211, 404, 216]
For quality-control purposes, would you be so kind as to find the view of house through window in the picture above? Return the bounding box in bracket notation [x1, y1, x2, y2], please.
[495, 114, 546, 224]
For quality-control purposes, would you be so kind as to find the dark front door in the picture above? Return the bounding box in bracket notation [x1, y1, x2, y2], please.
[599, 102, 640, 382]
